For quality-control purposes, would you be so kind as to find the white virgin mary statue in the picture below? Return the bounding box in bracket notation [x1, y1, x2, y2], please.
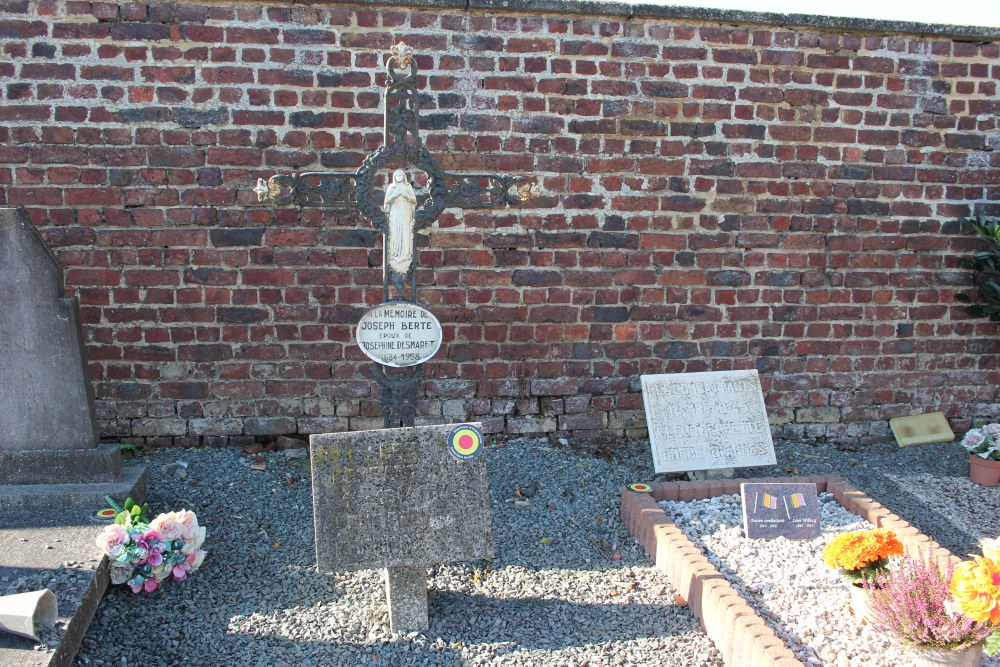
[382, 169, 417, 275]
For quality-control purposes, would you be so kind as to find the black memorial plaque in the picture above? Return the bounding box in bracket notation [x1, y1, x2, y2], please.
[740, 482, 820, 540]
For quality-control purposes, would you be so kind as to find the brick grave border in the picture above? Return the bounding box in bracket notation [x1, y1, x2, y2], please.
[620, 475, 958, 667]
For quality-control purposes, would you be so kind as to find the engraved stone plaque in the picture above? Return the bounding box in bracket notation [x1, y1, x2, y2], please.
[310, 422, 493, 572]
[889, 411, 955, 448]
[355, 302, 443, 368]
[641, 370, 776, 474]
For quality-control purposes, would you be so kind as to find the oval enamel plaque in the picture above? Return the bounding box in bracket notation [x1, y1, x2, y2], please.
[356, 302, 443, 368]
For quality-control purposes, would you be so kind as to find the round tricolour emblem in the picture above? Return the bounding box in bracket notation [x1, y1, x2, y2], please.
[628, 483, 652, 493]
[448, 424, 484, 460]
[355, 302, 443, 368]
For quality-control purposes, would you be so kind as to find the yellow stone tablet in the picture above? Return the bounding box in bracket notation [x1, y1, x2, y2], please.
[889, 412, 955, 448]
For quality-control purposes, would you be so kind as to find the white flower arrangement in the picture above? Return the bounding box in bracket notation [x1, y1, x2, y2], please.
[961, 424, 1000, 461]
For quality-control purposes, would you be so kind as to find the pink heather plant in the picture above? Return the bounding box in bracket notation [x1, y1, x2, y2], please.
[867, 554, 991, 650]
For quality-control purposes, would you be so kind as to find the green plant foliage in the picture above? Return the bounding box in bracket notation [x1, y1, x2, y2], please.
[118, 443, 141, 458]
[959, 216, 1000, 317]
[986, 629, 1000, 656]
[104, 495, 151, 524]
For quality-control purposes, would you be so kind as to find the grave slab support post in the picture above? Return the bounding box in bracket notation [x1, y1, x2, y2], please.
[384, 565, 428, 632]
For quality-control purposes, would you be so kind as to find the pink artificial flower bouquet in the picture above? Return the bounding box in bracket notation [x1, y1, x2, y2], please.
[95, 498, 206, 594]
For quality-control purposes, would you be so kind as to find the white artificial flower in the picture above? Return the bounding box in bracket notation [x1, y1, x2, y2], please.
[109, 560, 134, 585]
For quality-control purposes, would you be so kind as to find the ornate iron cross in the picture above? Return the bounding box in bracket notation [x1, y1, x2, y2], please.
[255, 42, 532, 428]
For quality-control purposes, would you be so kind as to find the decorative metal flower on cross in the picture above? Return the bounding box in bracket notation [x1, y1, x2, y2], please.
[254, 43, 534, 427]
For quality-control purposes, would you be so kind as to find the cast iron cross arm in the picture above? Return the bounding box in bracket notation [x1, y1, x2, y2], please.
[255, 41, 533, 236]
[255, 165, 529, 219]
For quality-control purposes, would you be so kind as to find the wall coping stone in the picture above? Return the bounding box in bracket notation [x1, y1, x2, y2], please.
[310, 0, 1000, 41]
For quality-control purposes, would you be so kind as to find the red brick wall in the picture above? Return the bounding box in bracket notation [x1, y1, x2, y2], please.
[2, 1, 998, 447]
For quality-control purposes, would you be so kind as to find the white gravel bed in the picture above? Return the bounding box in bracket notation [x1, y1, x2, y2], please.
[661, 492, 1000, 667]
[741, 440, 1000, 560]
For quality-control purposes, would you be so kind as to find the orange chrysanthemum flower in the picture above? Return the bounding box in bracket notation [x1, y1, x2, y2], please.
[822, 528, 904, 574]
[951, 555, 1000, 625]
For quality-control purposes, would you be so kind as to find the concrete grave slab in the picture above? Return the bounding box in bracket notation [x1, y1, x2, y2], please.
[889, 411, 955, 447]
[310, 422, 493, 571]
[0, 474, 147, 667]
[310, 422, 493, 631]
[641, 370, 776, 474]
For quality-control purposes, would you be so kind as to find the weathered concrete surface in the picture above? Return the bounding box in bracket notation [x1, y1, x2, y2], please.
[0, 446, 121, 486]
[0, 208, 100, 455]
[310, 423, 494, 573]
[0, 467, 147, 513]
[0, 471, 146, 667]
[0, 207, 142, 502]
[384, 565, 429, 632]
[324, 0, 1000, 39]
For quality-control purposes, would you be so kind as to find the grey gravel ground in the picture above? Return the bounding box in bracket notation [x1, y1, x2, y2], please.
[71, 436, 999, 666]
[0, 564, 86, 651]
[74, 436, 721, 667]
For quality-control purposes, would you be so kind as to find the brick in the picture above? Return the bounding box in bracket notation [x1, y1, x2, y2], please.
[243, 417, 296, 435]
[132, 418, 187, 437]
[0, 5, 994, 448]
[641, 81, 688, 97]
[210, 228, 265, 246]
[147, 148, 204, 168]
[0, 105, 51, 121]
[289, 111, 344, 128]
[21, 63, 75, 80]
[259, 69, 314, 87]
[512, 269, 561, 287]
[507, 416, 557, 434]
[0, 20, 47, 39]
[203, 67, 255, 84]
